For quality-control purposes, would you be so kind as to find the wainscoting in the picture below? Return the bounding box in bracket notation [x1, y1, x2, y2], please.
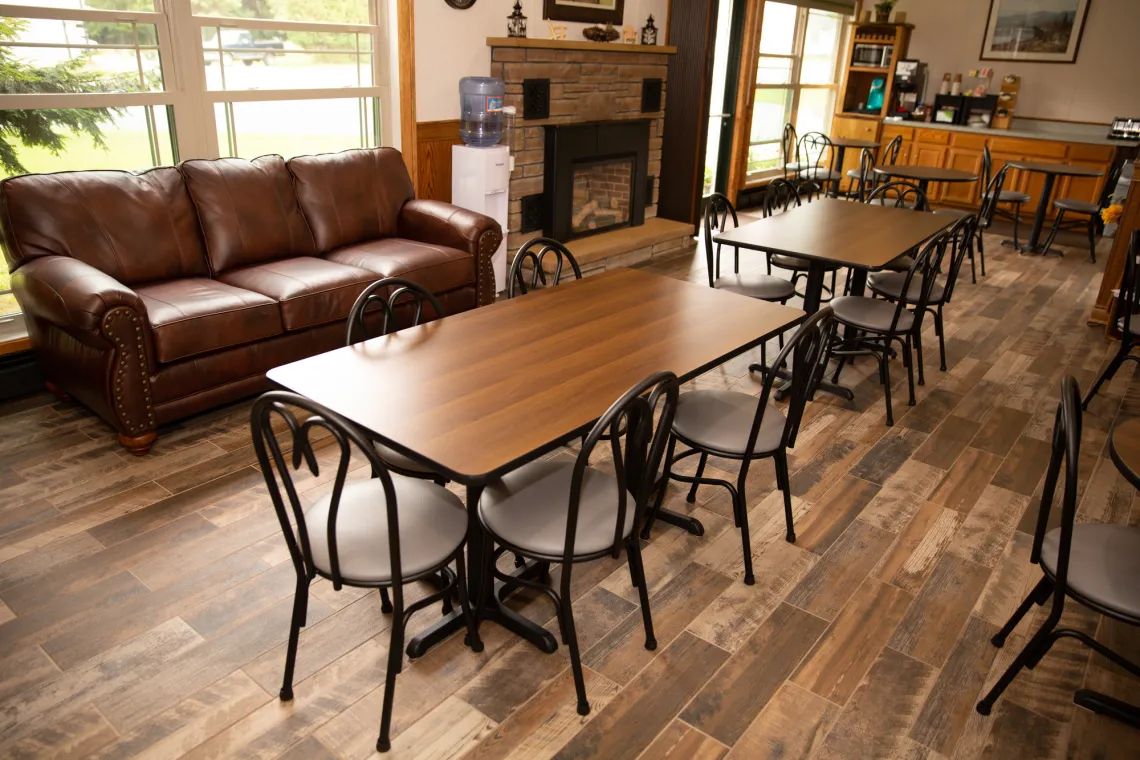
[416, 119, 461, 203]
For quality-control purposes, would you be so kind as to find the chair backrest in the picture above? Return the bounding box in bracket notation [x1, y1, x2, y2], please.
[866, 180, 929, 211]
[939, 213, 979, 304]
[763, 178, 803, 218]
[978, 164, 1010, 230]
[884, 229, 950, 333]
[567, 371, 680, 563]
[798, 132, 834, 173]
[1028, 376, 1082, 611]
[1098, 159, 1124, 210]
[882, 135, 903, 165]
[781, 123, 798, 173]
[982, 145, 994, 196]
[702, 192, 740, 285]
[856, 148, 877, 202]
[754, 308, 837, 449]
[345, 277, 445, 346]
[506, 237, 583, 298]
[1117, 230, 1140, 340]
[251, 391, 403, 591]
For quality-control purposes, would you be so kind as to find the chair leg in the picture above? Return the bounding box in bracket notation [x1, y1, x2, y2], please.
[968, 236, 978, 284]
[1087, 216, 1098, 263]
[453, 553, 484, 653]
[913, 330, 925, 387]
[279, 574, 310, 701]
[992, 576, 1053, 648]
[440, 570, 453, 616]
[1011, 203, 1023, 247]
[627, 538, 657, 650]
[1082, 348, 1128, 410]
[376, 597, 405, 752]
[687, 452, 708, 503]
[559, 574, 591, 716]
[977, 228, 986, 277]
[1043, 208, 1064, 253]
[775, 449, 796, 543]
[902, 337, 916, 407]
[935, 306, 948, 372]
[379, 587, 393, 614]
[977, 606, 1061, 716]
[881, 351, 895, 427]
[735, 470, 756, 585]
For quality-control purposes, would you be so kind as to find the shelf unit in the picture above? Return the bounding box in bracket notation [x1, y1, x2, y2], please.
[836, 22, 913, 119]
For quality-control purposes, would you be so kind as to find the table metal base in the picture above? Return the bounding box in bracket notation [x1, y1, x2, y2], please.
[1075, 689, 1140, 730]
[652, 508, 705, 536]
[1001, 239, 1065, 256]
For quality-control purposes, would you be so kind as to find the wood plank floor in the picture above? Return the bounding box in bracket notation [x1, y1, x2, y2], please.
[1, 223, 1138, 759]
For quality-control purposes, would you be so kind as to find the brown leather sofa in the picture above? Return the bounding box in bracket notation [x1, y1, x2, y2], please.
[0, 147, 501, 455]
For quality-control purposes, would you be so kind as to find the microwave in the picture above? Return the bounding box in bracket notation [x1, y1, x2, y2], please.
[853, 44, 893, 68]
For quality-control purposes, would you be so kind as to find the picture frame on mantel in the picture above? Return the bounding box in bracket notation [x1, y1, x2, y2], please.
[543, 0, 625, 24]
[980, 0, 1092, 64]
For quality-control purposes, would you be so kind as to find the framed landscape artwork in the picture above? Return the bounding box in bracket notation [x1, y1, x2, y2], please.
[980, 0, 1092, 63]
[543, 0, 625, 24]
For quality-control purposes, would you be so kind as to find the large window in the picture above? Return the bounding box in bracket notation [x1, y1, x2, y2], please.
[0, 0, 396, 334]
[746, 2, 843, 182]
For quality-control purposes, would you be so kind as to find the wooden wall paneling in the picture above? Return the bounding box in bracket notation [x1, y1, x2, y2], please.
[658, 0, 720, 225]
[725, 0, 762, 206]
[416, 120, 462, 203]
[396, 0, 417, 192]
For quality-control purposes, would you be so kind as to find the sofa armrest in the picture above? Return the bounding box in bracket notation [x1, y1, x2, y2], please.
[11, 256, 147, 348]
[398, 199, 503, 306]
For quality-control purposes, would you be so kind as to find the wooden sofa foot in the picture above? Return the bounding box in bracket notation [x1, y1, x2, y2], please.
[45, 381, 70, 401]
[118, 431, 157, 456]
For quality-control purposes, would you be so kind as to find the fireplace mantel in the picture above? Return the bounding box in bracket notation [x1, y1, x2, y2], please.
[486, 37, 677, 55]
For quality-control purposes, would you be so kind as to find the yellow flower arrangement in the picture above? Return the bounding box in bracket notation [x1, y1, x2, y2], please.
[1102, 204, 1124, 225]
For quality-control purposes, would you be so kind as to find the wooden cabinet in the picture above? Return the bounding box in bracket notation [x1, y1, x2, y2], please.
[880, 125, 914, 164]
[942, 147, 985, 205]
[831, 115, 881, 192]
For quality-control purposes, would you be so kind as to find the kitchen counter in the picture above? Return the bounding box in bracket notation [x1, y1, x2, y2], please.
[882, 117, 1136, 147]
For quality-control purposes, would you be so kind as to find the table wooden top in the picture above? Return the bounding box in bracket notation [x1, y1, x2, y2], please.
[267, 269, 804, 484]
[1006, 160, 1104, 178]
[714, 198, 954, 270]
[831, 137, 880, 149]
[1110, 418, 1140, 490]
[874, 165, 979, 183]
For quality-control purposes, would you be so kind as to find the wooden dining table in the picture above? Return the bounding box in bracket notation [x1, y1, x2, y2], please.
[268, 268, 804, 657]
[713, 198, 954, 399]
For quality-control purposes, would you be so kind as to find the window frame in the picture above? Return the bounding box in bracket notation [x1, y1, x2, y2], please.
[0, 0, 400, 336]
[745, 3, 845, 186]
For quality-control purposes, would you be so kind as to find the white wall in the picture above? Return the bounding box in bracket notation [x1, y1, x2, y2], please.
[893, 0, 1140, 123]
[414, 0, 669, 123]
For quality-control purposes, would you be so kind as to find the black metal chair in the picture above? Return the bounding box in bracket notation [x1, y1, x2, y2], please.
[881, 134, 903, 165]
[643, 309, 836, 585]
[477, 371, 679, 716]
[251, 391, 482, 753]
[982, 146, 1030, 251]
[782, 122, 807, 181]
[935, 164, 1011, 283]
[869, 213, 977, 375]
[1083, 230, 1140, 409]
[976, 376, 1140, 718]
[346, 278, 448, 489]
[827, 230, 950, 426]
[797, 132, 840, 199]
[865, 181, 930, 274]
[846, 147, 877, 202]
[1042, 159, 1124, 263]
[506, 237, 583, 298]
[764, 178, 841, 301]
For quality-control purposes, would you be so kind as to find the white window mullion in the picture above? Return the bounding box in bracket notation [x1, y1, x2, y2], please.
[165, 0, 218, 159]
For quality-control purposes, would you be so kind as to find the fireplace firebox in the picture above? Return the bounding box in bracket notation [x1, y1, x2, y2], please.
[543, 120, 650, 242]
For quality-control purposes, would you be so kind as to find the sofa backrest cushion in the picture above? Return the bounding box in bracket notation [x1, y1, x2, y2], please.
[0, 167, 209, 284]
[287, 147, 414, 252]
[181, 155, 316, 274]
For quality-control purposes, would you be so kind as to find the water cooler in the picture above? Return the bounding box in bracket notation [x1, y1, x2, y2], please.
[452, 144, 511, 292]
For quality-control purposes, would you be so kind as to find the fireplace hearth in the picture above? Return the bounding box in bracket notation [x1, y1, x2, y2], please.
[544, 120, 650, 242]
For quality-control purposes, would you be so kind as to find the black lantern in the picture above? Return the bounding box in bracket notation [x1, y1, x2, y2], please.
[507, 1, 527, 38]
[641, 15, 657, 46]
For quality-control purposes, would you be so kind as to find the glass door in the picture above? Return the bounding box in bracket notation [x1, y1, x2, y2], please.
[702, 0, 745, 196]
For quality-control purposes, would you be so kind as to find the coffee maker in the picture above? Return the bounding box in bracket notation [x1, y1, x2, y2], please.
[892, 59, 926, 120]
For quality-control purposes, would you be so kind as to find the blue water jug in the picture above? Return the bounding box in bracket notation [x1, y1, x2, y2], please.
[459, 77, 505, 147]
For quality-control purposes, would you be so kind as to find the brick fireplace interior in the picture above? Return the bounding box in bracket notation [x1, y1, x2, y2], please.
[572, 159, 632, 236]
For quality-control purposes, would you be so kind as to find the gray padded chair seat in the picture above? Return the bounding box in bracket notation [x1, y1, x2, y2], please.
[988, 189, 1030, 203]
[830, 295, 914, 332]
[375, 441, 433, 474]
[846, 168, 863, 179]
[933, 207, 971, 219]
[869, 271, 945, 304]
[804, 168, 842, 183]
[714, 273, 795, 302]
[305, 478, 467, 584]
[884, 253, 915, 272]
[785, 161, 810, 172]
[1040, 523, 1140, 618]
[479, 460, 633, 558]
[870, 197, 919, 210]
[770, 253, 840, 272]
[1053, 198, 1100, 215]
[672, 389, 785, 456]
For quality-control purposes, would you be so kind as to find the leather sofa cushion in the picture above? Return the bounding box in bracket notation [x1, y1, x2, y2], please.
[219, 256, 377, 331]
[287, 148, 414, 252]
[181, 155, 316, 274]
[325, 238, 474, 294]
[0, 167, 209, 285]
[136, 278, 283, 363]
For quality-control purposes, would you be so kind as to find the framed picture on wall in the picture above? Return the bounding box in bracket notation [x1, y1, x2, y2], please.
[980, 0, 1092, 63]
[543, 0, 625, 24]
